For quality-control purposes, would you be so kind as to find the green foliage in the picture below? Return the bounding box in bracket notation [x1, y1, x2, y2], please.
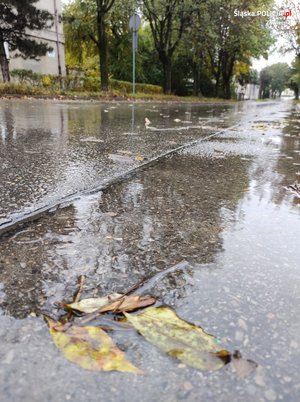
[184, 0, 274, 98]
[62, 0, 276, 99]
[259, 63, 292, 98]
[141, 0, 193, 94]
[109, 79, 162, 94]
[0, 82, 49, 95]
[288, 57, 300, 99]
[9, 68, 162, 95]
[107, 0, 136, 81]
[63, 0, 99, 70]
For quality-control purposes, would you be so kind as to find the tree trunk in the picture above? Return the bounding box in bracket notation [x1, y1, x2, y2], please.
[223, 79, 231, 99]
[214, 75, 220, 97]
[0, 39, 10, 82]
[161, 56, 172, 94]
[295, 87, 299, 100]
[192, 62, 202, 97]
[221, 56, 235, 99]
[97, 11, 108, 91]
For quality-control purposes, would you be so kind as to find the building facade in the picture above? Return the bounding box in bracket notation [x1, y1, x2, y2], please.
[8, 0, 65, 76]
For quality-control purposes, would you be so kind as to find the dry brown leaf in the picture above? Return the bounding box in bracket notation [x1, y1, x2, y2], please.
[66, 294, 156, 314]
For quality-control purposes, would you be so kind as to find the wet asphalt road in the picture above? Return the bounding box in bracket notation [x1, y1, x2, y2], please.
[0, 100, 239, 227]
[0, 99, 300, 402]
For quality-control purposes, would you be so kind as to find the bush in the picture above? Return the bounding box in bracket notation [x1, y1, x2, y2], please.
[10, 69, 43, 86]
[7, 69, 163, 95]
[109, 79, 162, 94]
[0, 82, 48, 95]
[82, 76, 100, 91]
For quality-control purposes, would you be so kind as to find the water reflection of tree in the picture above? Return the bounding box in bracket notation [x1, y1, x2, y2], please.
[269, 108, 300, 208]
[0, 152, 250, 318]
[0, 102, 69, 219]
[0, 205, 78, 319]
[97, 153, 250, 299]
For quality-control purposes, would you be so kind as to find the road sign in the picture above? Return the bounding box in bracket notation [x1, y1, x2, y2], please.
[129, 14, 141, 32]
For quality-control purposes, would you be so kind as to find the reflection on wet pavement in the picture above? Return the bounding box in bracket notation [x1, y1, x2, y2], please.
[0, 100, 239, 225]
[0, 100, 300, 402]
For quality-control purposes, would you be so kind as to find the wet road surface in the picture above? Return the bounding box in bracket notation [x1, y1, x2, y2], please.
[0, 99, 300, 401]
[0, 100, 240, 227]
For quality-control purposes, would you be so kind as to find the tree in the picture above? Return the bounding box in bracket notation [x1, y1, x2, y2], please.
[259, 63, 291, 98]
[107, 0, 137, 81]
[259, 66, 272, 98]
[272, 0, 300, 99]
[272, 0, 300, 57]
[63, 0, 99, 72]
[64, 0, 140, 91]
[202, 0, 273, 99]
[94, 0, 116, 90]
[142, 0, 192, 94]
[170, 0, 273, 99]
[0, 0, 53, 82]
[269, 63, 291, 97]
[289, 58, 300, 100]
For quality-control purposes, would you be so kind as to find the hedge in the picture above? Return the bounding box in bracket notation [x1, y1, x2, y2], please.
[8, 69, 162, 94]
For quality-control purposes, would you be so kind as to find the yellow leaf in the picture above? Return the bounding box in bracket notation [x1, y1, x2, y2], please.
[125, 307, 230, 371]
[135, 156, 145, 161]
[46, 318, 141, 374]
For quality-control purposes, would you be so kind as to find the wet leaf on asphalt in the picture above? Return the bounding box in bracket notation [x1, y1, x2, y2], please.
[66, 294, 156, 314]
[135, 155, 145, 161]
[46, 317, 141, 374]
[66, 293, 123, 313]
[125, 306, 230, 371]
[231, 350, 258, 378]
[253, 123, 267, 132]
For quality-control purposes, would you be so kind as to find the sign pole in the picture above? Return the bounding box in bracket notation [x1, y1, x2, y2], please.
[133, 33, 136, 95]
[129, 14, 141, 96]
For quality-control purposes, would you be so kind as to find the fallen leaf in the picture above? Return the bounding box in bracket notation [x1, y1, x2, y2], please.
[66, 294, 156, 314]
[125, 306, 230, 371]
[66, 293, 123, 313]
[135, 156, 145, 161]
[101, 295, 156, 314]
[231, 350, 257, 378]
[46, 317, 140, 373]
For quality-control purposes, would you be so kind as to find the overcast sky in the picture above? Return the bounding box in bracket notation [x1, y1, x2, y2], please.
[252, 45, 295, 72]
